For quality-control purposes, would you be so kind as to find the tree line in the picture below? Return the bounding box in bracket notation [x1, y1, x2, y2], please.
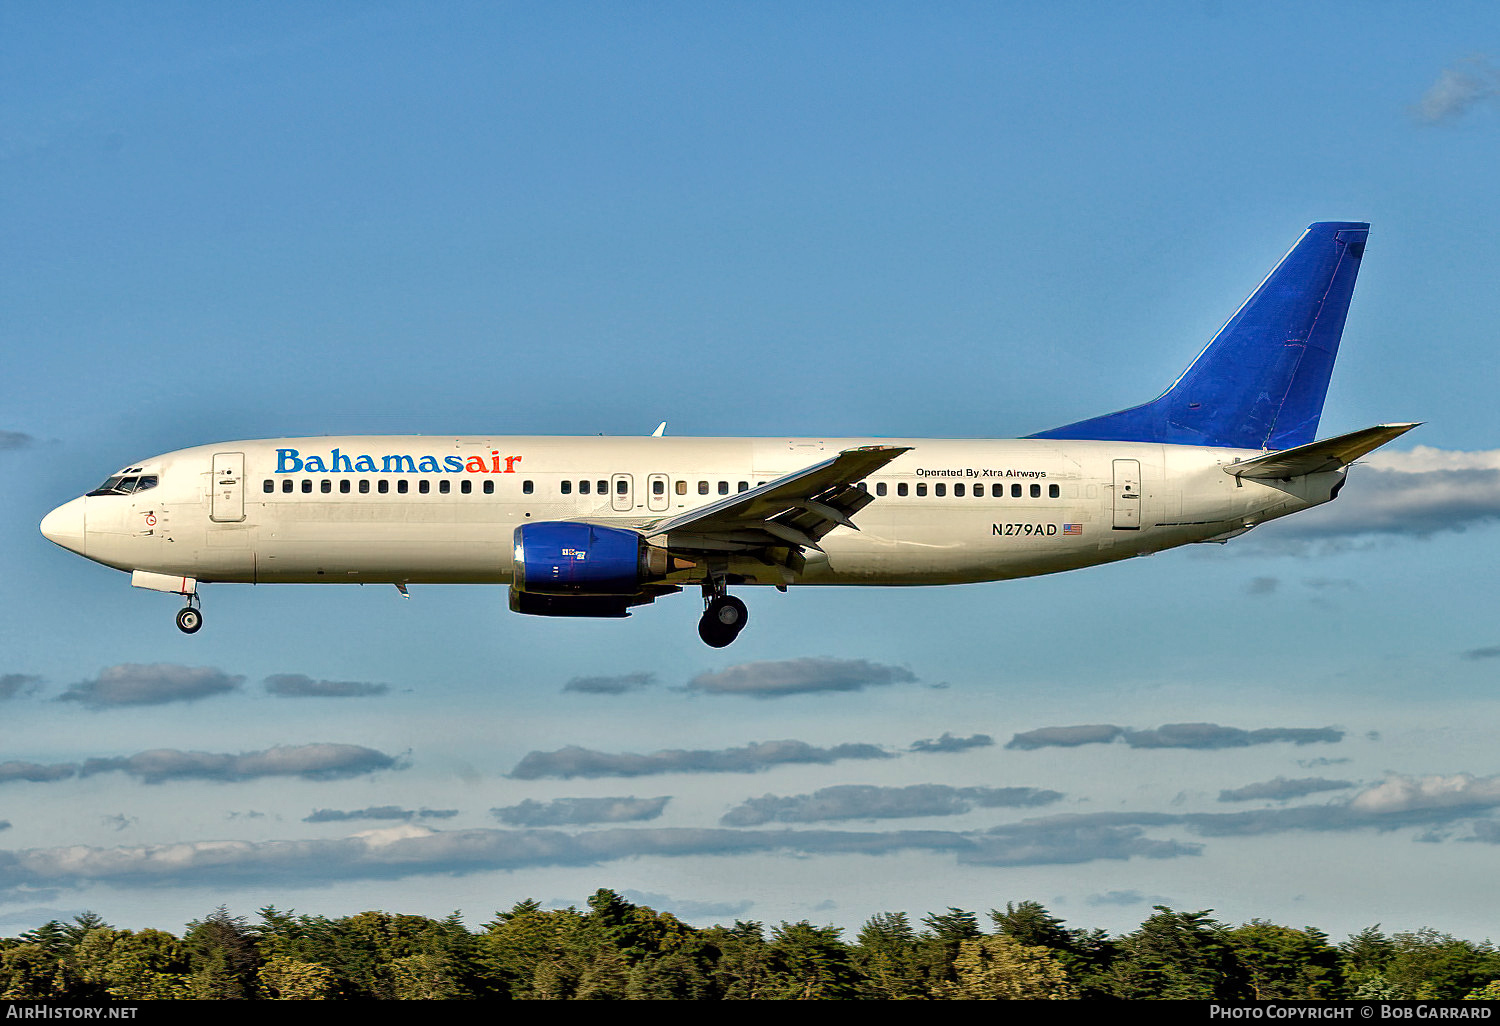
[2, 891, 1498, 1000]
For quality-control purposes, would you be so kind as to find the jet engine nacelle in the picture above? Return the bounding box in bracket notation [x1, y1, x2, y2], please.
[510, 522, 694, 618]
[512, 521, 689, 596]
[513, 522, 646, 595]
[508, 590, 635, 618]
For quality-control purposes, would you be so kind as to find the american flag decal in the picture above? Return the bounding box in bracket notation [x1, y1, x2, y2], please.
[1063, 523, 1083, 536]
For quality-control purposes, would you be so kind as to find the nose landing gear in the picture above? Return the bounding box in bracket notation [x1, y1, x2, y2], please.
[175, 595, 203, 634]
[698, 578, 748, 648]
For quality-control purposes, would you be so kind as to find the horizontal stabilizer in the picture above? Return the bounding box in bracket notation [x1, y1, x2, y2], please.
[1224, 423, 1419, 479]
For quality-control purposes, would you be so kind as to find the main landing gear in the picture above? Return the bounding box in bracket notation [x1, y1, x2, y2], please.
[698, 578, 748, 648]
[175, 594, 203, 634]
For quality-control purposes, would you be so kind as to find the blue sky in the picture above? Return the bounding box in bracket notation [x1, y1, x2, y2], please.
[4, 2, 1500, 941]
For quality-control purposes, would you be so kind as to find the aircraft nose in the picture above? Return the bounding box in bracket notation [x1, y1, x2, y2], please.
[40, 496, 86, 555]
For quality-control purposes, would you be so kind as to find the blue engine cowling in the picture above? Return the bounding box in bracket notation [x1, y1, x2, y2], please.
[513, 522, 647, 596]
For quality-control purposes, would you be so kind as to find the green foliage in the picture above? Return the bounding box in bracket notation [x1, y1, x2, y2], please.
[480, 899, 585, 998]
[1384, 928, 1500, 1000]
[1465, 979, 1500, 1000]
[183, 906, 262, 999]
[1, 944, 61, 999]
[1229, 920, 1343, 1000]
[852, 911, 926, 999]
[948, 934, 1078, 999]
[258, 955, 336, 1000]
[921, 907, 982, 941]
[66, 927, 192, 1000]
[2, 895, 1499, 1000]
[990, 900, 1073, 951]
[1106, 907, 1250, 1000]
[700, 920, 772, 999]
[1340, 923, 1396, 994]
[256, 906, 486, 999]
[765, 921, 859, 1000]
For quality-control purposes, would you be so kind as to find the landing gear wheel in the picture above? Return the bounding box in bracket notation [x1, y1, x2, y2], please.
[175, 606, 202, 634]
[698, 596, 748, 648]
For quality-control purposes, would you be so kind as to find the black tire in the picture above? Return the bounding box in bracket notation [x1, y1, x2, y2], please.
[176, 607, 203, 634]
[698, 615, 735, 647]
[698, 596, 748, 647]
[714, 596, 748, 630]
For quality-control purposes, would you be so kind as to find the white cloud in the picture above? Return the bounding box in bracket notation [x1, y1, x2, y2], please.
[59, 664, 242, 707]
[1349, 773, 1500, 816]
[77, 744, 403, 784]
[509, 739, 893, 779]
[562, 672, 656, 695]
[1412, 57, 1500, 124]
[263, 674, 388, 698]
[1263, 447, 1500, 542]
[686, 657, 916, 697]
[493, 796, 671, 826]
[721, 784, 1061, 826]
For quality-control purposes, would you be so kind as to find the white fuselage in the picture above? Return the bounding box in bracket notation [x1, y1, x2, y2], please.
[47, 435, 1343, 589]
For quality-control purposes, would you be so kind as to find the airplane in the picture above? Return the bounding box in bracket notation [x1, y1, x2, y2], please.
[40, 221, 1415, 647]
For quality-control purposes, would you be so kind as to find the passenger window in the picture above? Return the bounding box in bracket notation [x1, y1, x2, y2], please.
[698, 481, 709, 495]
[653, 479, 665, 495]
[282, 480, 293, 493]
[484, 480, 495, 494]
[439, 480, 450, 494]
[954, 483, 965, 497]
[1030, 483, 1041, 498]
[397, 480, 408, 494]
[718, 481, 729, 495]
[916, 483, 928, 497]
[461, 480, 472, 494]
[898, 483, 908, 496]
[738, 481, 749, 492]
[1049, 483, 1060, 498]
[418, 480, 429, 494]
[596, 480, 607, 494]
[935, 483, 946, 497]
[377, 480, 389, 494]
[617, 479, 627, 495]
[992, 483, 1003, 497]
[263, 480, 273, 493]
[301, 480, 312, 494]
[1012, 484, 1022, 498]
[359, 480, 370, 494]
[321, 480, 331, 494]
[675, 480, 686, 496]
[523, 480, 534, 494]
[561, 480, 572, 495]
[341, 480, 351, 494]
[876, 482, 887, 496]
[579, 480, 591, 495]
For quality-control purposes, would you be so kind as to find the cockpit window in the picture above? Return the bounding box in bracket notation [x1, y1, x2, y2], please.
[88, 475, 132, 496]
[86, 474, 158, 497]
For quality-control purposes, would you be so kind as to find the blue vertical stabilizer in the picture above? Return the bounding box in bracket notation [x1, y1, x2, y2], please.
[1030, 221, 1369, 450]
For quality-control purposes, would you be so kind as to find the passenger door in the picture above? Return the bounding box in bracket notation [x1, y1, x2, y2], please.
[1112, 459, 1140, 530]
[210, 452, 246, 523]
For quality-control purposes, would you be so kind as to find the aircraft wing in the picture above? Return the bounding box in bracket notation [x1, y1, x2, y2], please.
[1223, 423, 1419, 480]
[637, 444, 911, 563]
